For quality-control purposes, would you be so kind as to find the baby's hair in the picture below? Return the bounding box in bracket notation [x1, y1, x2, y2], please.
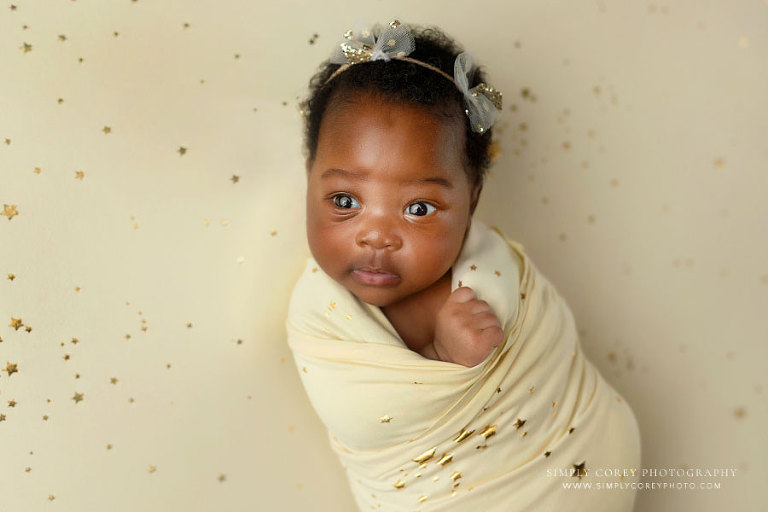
[302, 24, 494, 191]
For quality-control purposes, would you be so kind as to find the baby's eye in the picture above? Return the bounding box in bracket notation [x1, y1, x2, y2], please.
[332, 194, 360, 209]
[405, 201, 436, 216]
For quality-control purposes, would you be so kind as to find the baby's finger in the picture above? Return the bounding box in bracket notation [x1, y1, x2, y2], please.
[473, 311, 502, 330]
[448, 286, 476, 304]
[480, 325, 505, 347]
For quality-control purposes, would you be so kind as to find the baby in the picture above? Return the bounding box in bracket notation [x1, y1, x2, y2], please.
[288, 19, 641, 511]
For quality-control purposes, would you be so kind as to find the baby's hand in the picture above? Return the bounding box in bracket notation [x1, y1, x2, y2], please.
[432, 286, 504, 367]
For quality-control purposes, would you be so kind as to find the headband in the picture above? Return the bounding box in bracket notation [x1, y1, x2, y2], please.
[323, 19, 503, 134]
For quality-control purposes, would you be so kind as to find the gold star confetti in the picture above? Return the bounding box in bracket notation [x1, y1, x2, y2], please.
[713, 157, 725, 169]
[418, 495, 428, 503]
[75, 170, 85, 180]
[43, 415, 49, 421]
[512, 418, 526, 429]
[58, 34, 67, 41]
[48, 495, 55, 502]
[8, 399, 17, 407]
[379, 415, 392, 423]
[453, 428, 474, 443]
[186, 322, 193, 328]
[113, 31, 119, 37]
[177, 146, 187, 156]
[412, 446, 437, 464]
[494, 270, 501, 277]
[568, 426, 576, 434]
[479, 424, 497, 439]
[21, 42, 32, 53]
[470, 264, 477, 271]
[10, 4, 17, 10]
[102, 126, 112, 134]
[230, 175, 240, 183]
[4, 362, 19, 376]
[544, 451, 552, 457]
[734, 407, 746, 419]
[183, 22, 190, 29]
[529, 386, 535, 393]
[4, 138, 11, 145]
[7, 273, 15, 280]
[2, 204, 19, 220]
[393, 479, 405, 489]
[106, 444, 113, 450]
[63, 354, 70, 361]
[25, 467, 31, 472]
[71, 392, 84, 403]
[573, 460, 586, 479]
[0, 414, 6, 421]
[148, 465, 157, 473]
[437, 452, 453, 466]
[270, 229, 278, 236]
[110, 377, 118, 384]
[218, 473, 227, 482]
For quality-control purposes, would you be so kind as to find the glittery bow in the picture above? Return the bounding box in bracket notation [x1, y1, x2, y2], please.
[454, 52, 503, 133]
[330, 19, 415, 65]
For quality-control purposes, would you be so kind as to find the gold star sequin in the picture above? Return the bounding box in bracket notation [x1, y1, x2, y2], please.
[494, 270, 501, 277]
[7, 273, 15, 280]
[8, 399, 17, 407]
[437, 453, 453, 466]
[25, 325, 32, 333]
[512, 418, 526, 429]
[63, 354, 70, 361]
[42, 415, 49, 421]
[529, 386, 535, 393]
[573, 460, 586, 479]
[48, 495, 55, 501]
[734, 407, 746, 419]
[218, 473, 226, 482]
[183, 22, 190, 29]
[2, 204, 19, 220]
[25, 467, 31, 472]
[186, 322, 193, 328]
[177, 146, 187, 156]
[479, 424, 497, 439]
[418, 495, 427, 503]
[412, 446, 437, 464]
[0, 414, 6, 421]
[3, 138, 11, 145]
[544, 451, 552, 457]
[393, 479, 405, 489]
[270, 229, 278, 236]
[102, 126, 112, 134]
[4, 362, 19, 376]
[9, 317, 23, 329]
[10, 4, 17, 10]
[470, 264, 477, 271]
[58, 34, 67, 41]
[568, 426, 576, 434]
[379, 415, 392, 423]
[21, 42, 32, 53]
[230, 175, 240, 183]
[75, 170, 85, 180]
[72, 392, 84, 403]
[453, 428, 474, 443]
[148, 465, 157, 473]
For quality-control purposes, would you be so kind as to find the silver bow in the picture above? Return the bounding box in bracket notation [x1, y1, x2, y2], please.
[454, 52, 503, 133]
[330, 19, 415, 65]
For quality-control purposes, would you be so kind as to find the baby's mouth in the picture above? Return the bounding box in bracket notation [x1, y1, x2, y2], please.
[351, 267, 401, 287]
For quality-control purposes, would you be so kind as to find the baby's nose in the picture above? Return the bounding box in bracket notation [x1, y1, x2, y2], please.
[355, 222, 402, 251]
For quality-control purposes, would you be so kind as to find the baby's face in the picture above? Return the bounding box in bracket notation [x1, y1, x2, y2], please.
[306, 92, 477, 307]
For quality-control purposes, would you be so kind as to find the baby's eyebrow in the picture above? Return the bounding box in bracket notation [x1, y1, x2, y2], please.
[403, 176, 453, 188]
[320, 168, 369, 181]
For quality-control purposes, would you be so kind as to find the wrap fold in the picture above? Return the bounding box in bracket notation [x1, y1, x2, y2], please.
[286, 221, 641, 511]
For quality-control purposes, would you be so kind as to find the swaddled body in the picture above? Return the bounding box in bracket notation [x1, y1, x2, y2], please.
[287, 220, 641, 511]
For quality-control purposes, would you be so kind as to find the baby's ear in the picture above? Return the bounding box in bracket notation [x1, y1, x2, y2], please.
[469, 183, 483, 215]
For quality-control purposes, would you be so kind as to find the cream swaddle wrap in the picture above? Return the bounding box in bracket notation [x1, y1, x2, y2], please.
[286, 221, 641, 511]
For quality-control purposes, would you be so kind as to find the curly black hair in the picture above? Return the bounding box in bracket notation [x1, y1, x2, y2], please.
[301, 23, 494, 191]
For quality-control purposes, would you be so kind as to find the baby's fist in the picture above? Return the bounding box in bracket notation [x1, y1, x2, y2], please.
[433, 286, 504, 367]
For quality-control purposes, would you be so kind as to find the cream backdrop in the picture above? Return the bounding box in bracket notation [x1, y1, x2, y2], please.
[1, 1, 766, 511]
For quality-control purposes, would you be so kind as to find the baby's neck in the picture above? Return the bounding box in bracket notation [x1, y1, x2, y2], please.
[380, 270, 452, 353]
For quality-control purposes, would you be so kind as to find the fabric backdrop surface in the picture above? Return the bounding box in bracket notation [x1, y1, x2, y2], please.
[1, 1, 766, 511]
